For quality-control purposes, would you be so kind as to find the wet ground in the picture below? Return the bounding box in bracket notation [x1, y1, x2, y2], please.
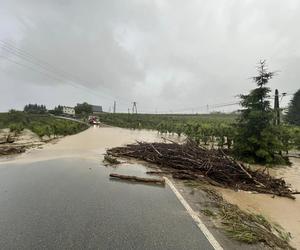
[0, 127, 214, 250]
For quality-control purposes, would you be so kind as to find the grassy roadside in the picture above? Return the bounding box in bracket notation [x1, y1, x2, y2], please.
[0, 111, 89, 137]
[181, 180, 295, 249]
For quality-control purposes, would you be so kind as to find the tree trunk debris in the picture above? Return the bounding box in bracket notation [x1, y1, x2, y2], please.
[109, 173, 165, 185]
[107, 140, 297, 199]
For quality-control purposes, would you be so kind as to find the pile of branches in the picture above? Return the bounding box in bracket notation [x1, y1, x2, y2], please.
[0, 145, 25, 155]
[107, 140, 298, 199]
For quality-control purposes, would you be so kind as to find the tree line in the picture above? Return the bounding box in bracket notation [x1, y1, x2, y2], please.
[22, 102, 94, 116]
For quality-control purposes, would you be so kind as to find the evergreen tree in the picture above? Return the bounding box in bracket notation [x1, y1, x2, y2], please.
[49, 105, 64, 115]
[24, 104, 47, 114]
[234, 60, 287, 164]
[286, 89, 300, 126]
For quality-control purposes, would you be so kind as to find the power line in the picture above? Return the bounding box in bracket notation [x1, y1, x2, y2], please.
[1, 40, 121, 99]
[0, 39, 130, 106]
[1, 52, 118, 104]
[155, 101, 240, 114]
[151, 93, 293, 114]
[0, 43, 113, 102]
[1, 40, 74, 79]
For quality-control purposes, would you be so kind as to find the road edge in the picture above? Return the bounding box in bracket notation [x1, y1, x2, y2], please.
[164, 177, 223, 250]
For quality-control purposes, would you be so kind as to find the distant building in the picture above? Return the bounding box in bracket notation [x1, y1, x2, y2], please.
[62, 106, 75, 116]
[91, 105, 103, 114]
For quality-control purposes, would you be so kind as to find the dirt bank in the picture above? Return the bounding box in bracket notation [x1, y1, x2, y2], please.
[0, 128, 59, 157]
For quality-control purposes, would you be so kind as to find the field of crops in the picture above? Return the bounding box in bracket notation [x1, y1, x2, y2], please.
[98, 113, 235, 148]
[0, 111, 89, 137]
[98, 113, 300, 151]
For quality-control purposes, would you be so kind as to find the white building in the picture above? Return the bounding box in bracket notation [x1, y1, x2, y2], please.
[62, 106, 75, 116]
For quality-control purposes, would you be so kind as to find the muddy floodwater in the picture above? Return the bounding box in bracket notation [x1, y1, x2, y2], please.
[0, 126, 162, 164]
[220, 158, 300, 249]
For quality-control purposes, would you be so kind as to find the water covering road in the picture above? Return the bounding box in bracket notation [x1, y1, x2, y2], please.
[0, 127, 214, 250]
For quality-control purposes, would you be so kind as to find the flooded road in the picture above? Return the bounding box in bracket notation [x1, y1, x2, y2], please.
[0, 126, 162, 164]
[220, 158, 300, 249]
[0, 127, 213, 250]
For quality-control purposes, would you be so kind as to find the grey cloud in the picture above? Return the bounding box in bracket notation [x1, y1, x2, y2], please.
[0, 0, 299, 112]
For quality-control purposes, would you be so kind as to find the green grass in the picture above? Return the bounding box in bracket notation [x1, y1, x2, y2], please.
[0, 111, 89, 137]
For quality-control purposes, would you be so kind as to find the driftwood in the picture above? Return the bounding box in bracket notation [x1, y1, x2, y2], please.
[146, 171, 171, 175]
[104, 154, 121, 165]
[0, 134, 15, 144]
[6, 134, 15, 143]
[109, 173, 165, 185]
[0, 137, 7, 144]
[0, 146, 25, 155]
[107, 140, 297, 199]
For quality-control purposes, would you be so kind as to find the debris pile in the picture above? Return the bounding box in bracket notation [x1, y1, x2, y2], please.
[0, 145, 25, 155]
[107, 140, 298, 199]
[103, 155, 121, 165]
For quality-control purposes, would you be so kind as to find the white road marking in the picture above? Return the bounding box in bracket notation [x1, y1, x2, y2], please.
[164, 177, 223, 250]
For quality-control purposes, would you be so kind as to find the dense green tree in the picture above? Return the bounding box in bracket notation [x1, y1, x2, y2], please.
[234, 60, 287, 164]
[75, 102, 92, 116]
[49, 105, 63, 115]
[286, 89, 300, 126]
[24, 104, 47, 114]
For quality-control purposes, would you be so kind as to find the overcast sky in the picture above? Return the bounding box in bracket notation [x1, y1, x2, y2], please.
[0, 0, 299, 113]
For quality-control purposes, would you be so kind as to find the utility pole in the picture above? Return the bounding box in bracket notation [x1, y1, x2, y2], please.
[127, 108, 130, 121]
[274, 89, 280, 125]
[113, 101, 116, 113]
[132, 102, 137, 114]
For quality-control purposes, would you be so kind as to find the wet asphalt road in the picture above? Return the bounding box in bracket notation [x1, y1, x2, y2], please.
[0, 157, 214, 250]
